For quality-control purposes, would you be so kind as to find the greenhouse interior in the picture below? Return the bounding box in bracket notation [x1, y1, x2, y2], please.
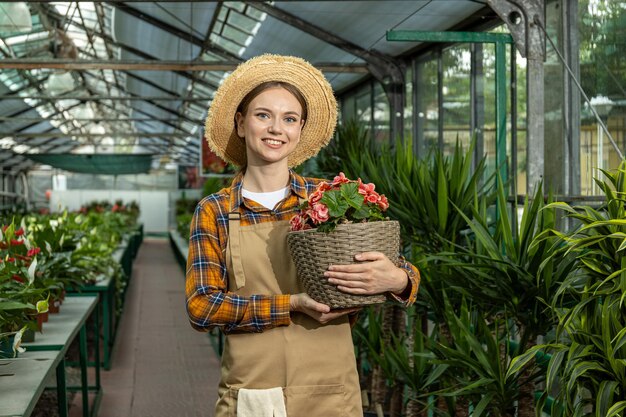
[1, 1, 625, 417]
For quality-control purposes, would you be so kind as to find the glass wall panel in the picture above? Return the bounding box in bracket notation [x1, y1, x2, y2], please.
[404, 65, 413, 142]
[373, 82, 390, 143]
[442, 45, 471, 155]
[578, 0, 626, 195]
[416, 56, 439, 155]
[355, 83, 372, 127]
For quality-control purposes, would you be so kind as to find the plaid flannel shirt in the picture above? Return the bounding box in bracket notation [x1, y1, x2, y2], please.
[185, 170, 420, 334]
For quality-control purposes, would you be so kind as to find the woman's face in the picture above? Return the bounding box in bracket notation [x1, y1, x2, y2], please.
[235, 86, 305, 168]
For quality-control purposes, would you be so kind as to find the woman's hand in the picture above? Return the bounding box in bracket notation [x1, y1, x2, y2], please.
[324, 251, 409, 296]
[290, 293, 360, 324]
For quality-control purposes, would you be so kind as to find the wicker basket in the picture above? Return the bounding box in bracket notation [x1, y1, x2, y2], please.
[287, 220, 400, 309]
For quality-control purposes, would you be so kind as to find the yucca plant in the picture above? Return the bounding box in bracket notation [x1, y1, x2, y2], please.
[310, 119, 376, 180]
[510, 160, 626, 416]
[384, 308, 449, 417]
[431, 296, 542, 417]
[429, 175, 578, 416]
[349, 138, 497, 415]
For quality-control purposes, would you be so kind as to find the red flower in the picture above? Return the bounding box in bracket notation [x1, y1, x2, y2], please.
[366, 194, 379, 204]
[14, 228, 24, 236]
[358, 182, 376, 196]
[378, 195, 389, 211]
[27, 247, 41, 257]
[332, 172, 350, 185]
[6, 257, 15, 263]
[12, 275, 25, 283]
[2, 225, 8, 232]
[309, 203, 330, 224]
[289, 173, 390, 232]
[10, 239, 23, 246]
[308, 190, 323, 204]
[290, 214, 311, 231]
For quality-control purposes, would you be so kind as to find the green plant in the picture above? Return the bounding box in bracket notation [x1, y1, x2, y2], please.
[429, 177, 578, 416]
[432, 297, 539, 417]
[289, 173, 389, 232]
[310, 119, 375, 179]
[510, 160, 626, 416]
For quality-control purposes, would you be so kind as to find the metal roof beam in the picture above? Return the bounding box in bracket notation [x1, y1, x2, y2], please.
[0, 59, 368, 73]
[103, 1, 242, 62]
[1, 95, 211, 102]
[246, 2, 405, 140]
[81, 71, 200, 126]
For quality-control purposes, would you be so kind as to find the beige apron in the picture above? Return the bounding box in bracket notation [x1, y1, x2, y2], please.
[214, 211, 362, 417]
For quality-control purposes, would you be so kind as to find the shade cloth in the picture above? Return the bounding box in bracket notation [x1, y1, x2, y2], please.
[24, 153, 154, 175]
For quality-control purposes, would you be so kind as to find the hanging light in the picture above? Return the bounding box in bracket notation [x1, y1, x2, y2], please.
[0, 2, 32, 33]
[46, 72, 75, 95]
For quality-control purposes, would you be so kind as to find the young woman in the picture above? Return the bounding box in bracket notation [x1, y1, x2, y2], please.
[185, 54, 419, 417]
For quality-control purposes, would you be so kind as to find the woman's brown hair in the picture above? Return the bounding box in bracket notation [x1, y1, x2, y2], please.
[236, 81, 308, 122]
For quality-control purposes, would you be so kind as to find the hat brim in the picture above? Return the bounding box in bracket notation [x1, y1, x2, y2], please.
[205, 54, 337, 167]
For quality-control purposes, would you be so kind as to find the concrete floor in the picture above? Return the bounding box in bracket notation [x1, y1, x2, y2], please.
[73, 237, 221, 417]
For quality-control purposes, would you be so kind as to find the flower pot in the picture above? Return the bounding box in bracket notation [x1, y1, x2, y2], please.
[0, 335, 17, 358]
[287, 220, 400, 309]
[36, 313, 45, 331]
[21, 328, 35, 343]
[49, 298, 60, 314]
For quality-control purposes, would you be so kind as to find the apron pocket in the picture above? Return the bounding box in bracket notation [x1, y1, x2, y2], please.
[284, 384, 346, 417]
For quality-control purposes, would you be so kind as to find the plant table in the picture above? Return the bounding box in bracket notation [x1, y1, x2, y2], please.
[21, 295, 100, 417]
[68, 275, 114, 370]
[0, 350, 66, 417]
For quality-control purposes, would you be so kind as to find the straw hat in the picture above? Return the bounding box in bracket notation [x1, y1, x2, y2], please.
[204, 54, 338, 167]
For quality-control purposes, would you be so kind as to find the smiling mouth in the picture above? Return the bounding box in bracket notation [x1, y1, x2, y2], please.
[262, 138, 285, 146]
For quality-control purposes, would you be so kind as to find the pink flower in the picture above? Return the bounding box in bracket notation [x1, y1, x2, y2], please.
[366, 194, 379, 204]
[290, 214, 306, 231]
[378, 195, 389, 211]
[358, 182, 376, 196]
[332, 172, 350, 185]
[308, 190, 323, 204]
[309, 203, 330, 224]
[317, 181, 331, 192]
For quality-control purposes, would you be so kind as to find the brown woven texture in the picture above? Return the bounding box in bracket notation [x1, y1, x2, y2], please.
[287, 220, 400, 309]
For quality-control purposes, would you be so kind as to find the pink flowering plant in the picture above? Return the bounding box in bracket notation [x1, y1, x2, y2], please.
[290, 172, 390, 233]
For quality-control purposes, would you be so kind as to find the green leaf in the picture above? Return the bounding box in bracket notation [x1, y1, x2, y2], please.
[436, 161, 448, 233]
[596, 379, 619, 416]
[606, 401, 626, 417]
[352, 204, 370, 220]
[340, 182, 364, 210]
[0, 300, 34, 311]
[472, 392, 496, 417]
[320, 189, 349, 218]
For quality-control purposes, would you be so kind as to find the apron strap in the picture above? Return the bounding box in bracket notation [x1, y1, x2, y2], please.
[228, 212, 246, 290]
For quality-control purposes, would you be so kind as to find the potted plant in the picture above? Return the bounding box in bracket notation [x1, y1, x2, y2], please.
[287, 172, 398, 309]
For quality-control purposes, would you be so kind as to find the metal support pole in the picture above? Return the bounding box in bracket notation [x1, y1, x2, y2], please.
[527, 58, 545, 193]
[79, 325, 90, 417]
[486, 0, 546, 195]
[56, 358, 69, 417]
[496, 41, 508, 187]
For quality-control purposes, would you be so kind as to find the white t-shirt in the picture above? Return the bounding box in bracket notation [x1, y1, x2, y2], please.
[242, 187, 290, 210]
